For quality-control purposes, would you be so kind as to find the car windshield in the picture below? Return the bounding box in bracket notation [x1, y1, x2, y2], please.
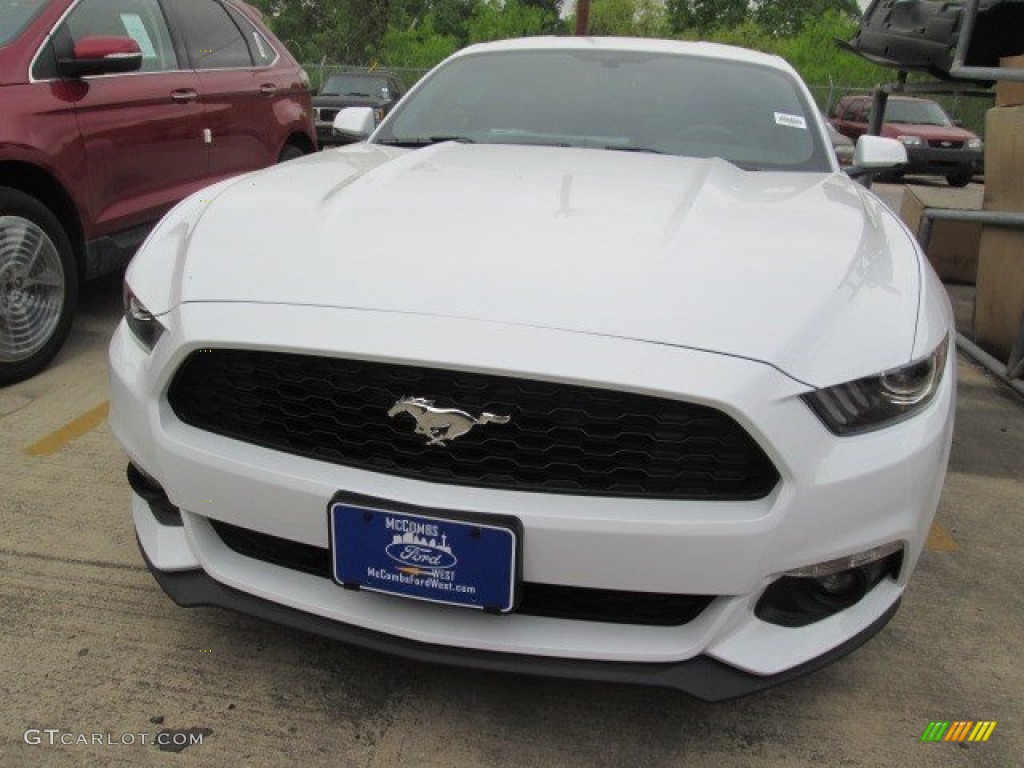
[885, 100, 952, 126]
[0, 0, 48, 46]
[374, 49, 830, 172]
[322, 75, 392, 98]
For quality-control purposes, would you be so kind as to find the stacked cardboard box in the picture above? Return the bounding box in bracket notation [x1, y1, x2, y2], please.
[975, 57, 1024, 361]
[900, 186, 983, 284]
[996, 55, 1024, 108]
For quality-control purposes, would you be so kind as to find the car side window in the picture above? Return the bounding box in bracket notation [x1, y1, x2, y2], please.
[174, 0, 253, 70]
[245, 26, 276, 66]
[63, 0, 178, 73]
[225, 5, 277, 66]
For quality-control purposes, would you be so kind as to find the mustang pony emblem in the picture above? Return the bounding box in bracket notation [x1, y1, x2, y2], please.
[387, 397, 510, 446]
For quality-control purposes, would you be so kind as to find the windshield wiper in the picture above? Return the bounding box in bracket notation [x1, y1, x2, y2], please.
[727, 160, 765, 171]
[377, 136, 476, 148]
[344, 92, 371, 97]
[602, 145, 669, 155]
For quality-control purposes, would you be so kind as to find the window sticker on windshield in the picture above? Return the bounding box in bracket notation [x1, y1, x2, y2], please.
[120, 14, 156, 58]
[774, 112, 807, 130]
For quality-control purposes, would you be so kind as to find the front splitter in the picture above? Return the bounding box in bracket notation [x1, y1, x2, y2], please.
[138, 538, 899, 701]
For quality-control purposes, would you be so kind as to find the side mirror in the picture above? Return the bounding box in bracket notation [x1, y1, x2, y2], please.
[333, 107, 376, 140]
[852, 135, 908, 170]
[58, 36, 143, 78]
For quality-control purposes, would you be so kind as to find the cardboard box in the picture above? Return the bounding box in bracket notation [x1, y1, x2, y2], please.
[996, 55, 1024, 108]
[974, 227, 1024, 362]
[900, 185, 983, 284]
[983, 106, 1024, 213]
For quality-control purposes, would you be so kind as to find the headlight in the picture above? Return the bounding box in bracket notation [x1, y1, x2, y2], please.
[802, 336, 948, 435]
[896, 135, 924, 147]
[967, 138, 983, 151]
[123, 284, 165, 352]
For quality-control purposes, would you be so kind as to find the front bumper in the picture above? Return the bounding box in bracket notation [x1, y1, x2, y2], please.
[110, 302, 954, 694]
[903, 146, 981, 176]
[139, 534, 900, 701]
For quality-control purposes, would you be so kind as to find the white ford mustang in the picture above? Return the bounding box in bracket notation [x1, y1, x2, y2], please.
[109, 37, 955, 700]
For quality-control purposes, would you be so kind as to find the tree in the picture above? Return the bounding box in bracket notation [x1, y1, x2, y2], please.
[381, 14, 460, 67]
[667, 0, 749, 36]
[250, 0, 393, 64]
[467, 0, 561, 43]
[587, 0, 669, 37]
[752, 0, 860, 37]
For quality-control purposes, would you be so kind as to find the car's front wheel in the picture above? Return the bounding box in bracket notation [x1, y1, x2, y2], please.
[0, 188, 78, 386]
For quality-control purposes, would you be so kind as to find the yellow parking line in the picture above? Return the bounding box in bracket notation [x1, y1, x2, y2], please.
[25, 401, 110, 456]
[925, 521, 959, 552]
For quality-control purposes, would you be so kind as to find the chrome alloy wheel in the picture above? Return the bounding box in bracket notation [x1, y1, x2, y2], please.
[0, 215, 66, 364]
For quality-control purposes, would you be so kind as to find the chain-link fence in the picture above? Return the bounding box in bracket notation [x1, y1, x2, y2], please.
[302, 64, 429, 94]
[807, 82, 991, 135]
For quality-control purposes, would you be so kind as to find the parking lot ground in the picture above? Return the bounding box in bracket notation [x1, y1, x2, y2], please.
[1, 269, 1022, 767]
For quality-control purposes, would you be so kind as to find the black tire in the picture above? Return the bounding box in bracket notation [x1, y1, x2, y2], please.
[278, 144, 305, 163]
[0, 187, 78, 386]
[946, 168, 973, 188]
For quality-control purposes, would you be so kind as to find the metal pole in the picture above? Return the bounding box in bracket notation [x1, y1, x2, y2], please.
[957, 334, 1024, 397]
[575, 0, 590, 36]
[916, 207, 1024, 390]
[861, 85, 890, 190]
[866, 87, 888, 134]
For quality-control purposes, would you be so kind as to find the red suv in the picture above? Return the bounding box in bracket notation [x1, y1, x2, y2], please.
[830, 95, 982, 188]
[1, 0, 315, 385]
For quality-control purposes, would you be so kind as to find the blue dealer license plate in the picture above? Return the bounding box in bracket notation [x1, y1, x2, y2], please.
[329, 498, 520, 613]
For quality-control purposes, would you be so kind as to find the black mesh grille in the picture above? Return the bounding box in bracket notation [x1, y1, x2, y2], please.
[209, 520, 713, 627]
[168, 350, 779, 500]
[927, 139, 964, 149]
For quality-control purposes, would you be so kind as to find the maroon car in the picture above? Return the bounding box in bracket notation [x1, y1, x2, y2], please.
[1, 0, 315, 385]
[830, 95, 982, 187]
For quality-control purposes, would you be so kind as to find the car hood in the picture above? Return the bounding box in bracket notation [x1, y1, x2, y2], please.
[883, 122, 978, 140]
[168, 143, 921, 387]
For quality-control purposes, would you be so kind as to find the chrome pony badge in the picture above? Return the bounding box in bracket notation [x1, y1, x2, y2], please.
[387, 397, 510, 446]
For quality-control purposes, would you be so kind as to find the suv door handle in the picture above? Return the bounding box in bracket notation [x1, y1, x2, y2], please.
[259, 83, 277, 96]
[171, 89, 199, 104]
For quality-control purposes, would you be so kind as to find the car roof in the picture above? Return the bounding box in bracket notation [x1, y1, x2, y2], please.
[450, 36, 795, 75]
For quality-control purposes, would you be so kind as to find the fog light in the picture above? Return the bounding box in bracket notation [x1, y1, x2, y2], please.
[818, 571, 862, 596]
[755, 546, 903, 628]
[783, 541, 903, 578]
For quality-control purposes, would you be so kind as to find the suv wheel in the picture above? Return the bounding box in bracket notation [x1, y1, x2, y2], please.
[946, 168, 973, 188]
[0, 188, 78, 386]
